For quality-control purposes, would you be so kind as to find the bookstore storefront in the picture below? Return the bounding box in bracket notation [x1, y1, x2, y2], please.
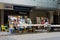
[0, 4, 32, 30]
[0, 3, 58, 32]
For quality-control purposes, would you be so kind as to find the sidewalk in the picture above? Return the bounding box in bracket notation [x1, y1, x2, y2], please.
[0, 32, 10, 36]
[0, 30, 46, 36]
[0, 29, 59, 36]
[0, 32, 60, 40]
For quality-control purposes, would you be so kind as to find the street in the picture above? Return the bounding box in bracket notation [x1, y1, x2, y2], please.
[0, 32, 60, 40]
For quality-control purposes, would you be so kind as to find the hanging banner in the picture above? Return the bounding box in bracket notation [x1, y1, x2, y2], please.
[36, 17, 41, 24]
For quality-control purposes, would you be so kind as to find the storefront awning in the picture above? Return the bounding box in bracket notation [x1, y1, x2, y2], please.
[13, 6, 32, 13]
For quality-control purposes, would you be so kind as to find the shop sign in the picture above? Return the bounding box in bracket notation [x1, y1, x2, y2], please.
[4, 4, 13, 10]
[0, 3, 4, 9]
[13, 6, 32, 13]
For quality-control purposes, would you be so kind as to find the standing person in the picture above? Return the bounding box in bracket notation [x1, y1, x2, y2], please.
[24, 16, 32, 32]
[44, 17, 50, 31]
[17, 16, 22, 33]
[17, 16, 26, 33]
[9, 20, 14, 34]
[41, 17, 45, 31]
[44, 18, 49, 25]
[8, 16, 14, 34]
[13, 19, 17, 32]
[24, 16, 28, 32]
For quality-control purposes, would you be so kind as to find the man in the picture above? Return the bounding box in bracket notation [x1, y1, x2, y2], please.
[24, 16, 32, 32]
[17, 16, 26, 33]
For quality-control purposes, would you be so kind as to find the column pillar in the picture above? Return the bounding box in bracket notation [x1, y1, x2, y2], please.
[1, 9, 4, 25]
[48, 11, 54, 24]
[58, 10, 60, 24]
[0, 9, 1, 27]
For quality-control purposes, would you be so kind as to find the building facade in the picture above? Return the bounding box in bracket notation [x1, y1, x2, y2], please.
[0, 0, 60, 26]
[0, 0, 57, 9]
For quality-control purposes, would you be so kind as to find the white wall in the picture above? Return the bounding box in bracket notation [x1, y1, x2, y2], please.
[57, 0, 60, 9]
[0, 0, 57, 9]
[57, 5, 60, 9]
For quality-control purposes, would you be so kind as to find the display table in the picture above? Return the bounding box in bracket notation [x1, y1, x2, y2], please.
[18, 24, 44, 27]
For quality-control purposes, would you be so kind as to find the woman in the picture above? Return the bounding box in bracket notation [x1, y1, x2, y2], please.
[41, 17, 45, 31]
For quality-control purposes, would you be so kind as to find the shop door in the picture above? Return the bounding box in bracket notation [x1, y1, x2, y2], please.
[53, 15, 58, 24]
[57, 14, 60, 24]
